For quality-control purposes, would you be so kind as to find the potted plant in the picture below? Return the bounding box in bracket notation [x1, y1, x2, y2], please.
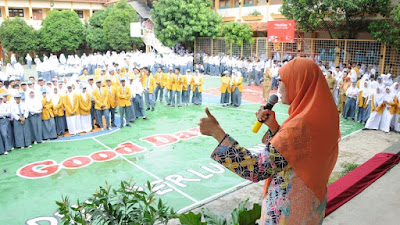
[222, 16, 236, 22]
[243, 10, 263, 21]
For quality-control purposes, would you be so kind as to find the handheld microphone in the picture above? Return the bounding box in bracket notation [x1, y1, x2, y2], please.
[252, 94, 279, 133]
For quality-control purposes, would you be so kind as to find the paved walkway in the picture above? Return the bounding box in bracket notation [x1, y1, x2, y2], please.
[324, 140, 400, 225]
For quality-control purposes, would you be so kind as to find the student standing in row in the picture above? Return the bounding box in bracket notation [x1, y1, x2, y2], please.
[191, 70, 203, 105]
[343, 81, 359, 120]
[11, 94, 32, 149]
[117, 78, 132, 128]
[93, 80, 110, 131]
[52, 87, 66, 137]
[231, 70, 243, 108]
[41, 91, 57, 140]
[154, 67, 164, 103]
[379, 86, 398, 133]
[133, 74, 146, 119]
[64, 85, 80, 136]
[0, 95, 13, 154]
[365, 87, 385, 130]
[142, 67, 156, 111]
[106, 78, 117, 127]
[27, 90, 43, 144]
[79, 86, 92, 133]
[171, 68, 182, 107]
[165, 68, 174, 106]
[220, 71, 231, 107]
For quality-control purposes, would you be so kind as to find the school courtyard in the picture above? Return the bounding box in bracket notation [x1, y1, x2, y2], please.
[0, 65, 369, 224]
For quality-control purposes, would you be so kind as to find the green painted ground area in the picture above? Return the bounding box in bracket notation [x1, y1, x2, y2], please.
[0, 75, 363, 225]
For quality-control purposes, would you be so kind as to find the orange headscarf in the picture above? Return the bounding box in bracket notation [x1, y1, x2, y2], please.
[268, 58, 340, 202]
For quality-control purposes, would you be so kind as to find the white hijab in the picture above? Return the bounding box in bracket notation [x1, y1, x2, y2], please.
[373, 87, 384, 107]
[383, 86, 395, 103]
[360, 81, 371, 98]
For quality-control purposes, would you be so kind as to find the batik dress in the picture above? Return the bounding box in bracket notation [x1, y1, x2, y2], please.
[211, 130, 326, 224]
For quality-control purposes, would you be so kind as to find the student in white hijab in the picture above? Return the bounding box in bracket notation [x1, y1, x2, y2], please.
[379, 86, 398, 133]
[41, 90, 57, 140]
[357, 81, 371, 123]
[191, 70, 203, 105]
[78, 85, 92, 133]
[390, 82, 399, 128]
[52, 87, 66, 137]
[231, 70, 243, 108]
[365, 87, 385, 130]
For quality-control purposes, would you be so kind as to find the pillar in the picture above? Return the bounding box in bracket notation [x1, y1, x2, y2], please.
[379, 43, 386, 75]
[28, 0, 33, 20]
[5, 0, 9, 18]
[215, 0, 220, 10]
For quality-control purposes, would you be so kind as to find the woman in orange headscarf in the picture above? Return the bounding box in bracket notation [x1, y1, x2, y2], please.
[200, 58, 340, 224]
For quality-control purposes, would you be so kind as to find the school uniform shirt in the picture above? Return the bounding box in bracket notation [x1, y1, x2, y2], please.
[92, 87, 109, 110]
[133, 78, 144, 95]
[26, 97, 43, 115]
[0, 102, 10, 118]
[79, 92, 92, 115]
[166, 73, 175, 90]
[106, 86, 117, 109]
[41, 97, 54, 120]
[52, 94, 65, 117]
[232, 76, 243, 92]
[117, 85, 132, 107]
[181, 75, 189, 91]
[11, 102, 29, 121]
[173, 74, 183, 92]
[346, 86, 359, 99]
[220, 77, 231, 94]
[191, 76, 203, 92]
[141, 75, 156, 94]
[63, 93, 80, 117]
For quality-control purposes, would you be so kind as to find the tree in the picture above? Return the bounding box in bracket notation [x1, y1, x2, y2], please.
[280, 0, 393, 39]
[38, 10, 85, 53]
[0, 18, 37, 56]
[151, 0, 222, 47]
[222, 22, 254, 47]
[103, 0, 143, 51]
[86, 8, 111, 51]
[369, 4, 400, 48]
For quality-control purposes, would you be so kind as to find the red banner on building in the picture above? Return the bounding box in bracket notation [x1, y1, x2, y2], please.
[267, 20, 295, 43]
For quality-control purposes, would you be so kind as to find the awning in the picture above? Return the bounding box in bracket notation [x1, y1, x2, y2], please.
[128, 1, 151, 19]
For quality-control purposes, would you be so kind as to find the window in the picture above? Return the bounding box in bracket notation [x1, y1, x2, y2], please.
[234, 0, 255, 7]
[9, 8, 24, 18]
[220, 0, 230, 9]
[75, 10, 84, 19]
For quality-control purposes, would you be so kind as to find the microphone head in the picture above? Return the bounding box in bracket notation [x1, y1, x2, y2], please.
[268, 94, 279, 105]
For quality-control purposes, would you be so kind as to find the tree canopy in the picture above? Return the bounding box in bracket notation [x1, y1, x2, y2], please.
[103, 0, 143, 50]
[222, 22, 254, 46]
[0, 18, 37, 55]
[38, 10, 85, 52]
[86, 8, 111, 51]
[369, 4, 400, 48]
[280, 0, 393, 39]
[151, 0, 222, 47]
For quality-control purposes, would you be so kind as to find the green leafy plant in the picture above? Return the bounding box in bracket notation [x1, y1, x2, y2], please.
[369, 4, 400, 48]
[0, 17, 38, 56]
[86, 7, 112, 51]
[248, 10, 262, 16]
[339, 163, 359, 177]
[280, 0, 393, 39]
[151, 0, 223, 47]
[222, 22, 254, 47]
[103, 0, 143, 51]
[56, 181, 176, 225]
[38, 10, 85, 53]
[178, 199, 261, 225]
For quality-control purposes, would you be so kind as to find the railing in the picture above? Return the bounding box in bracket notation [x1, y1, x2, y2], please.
[194, 37, 400, 75]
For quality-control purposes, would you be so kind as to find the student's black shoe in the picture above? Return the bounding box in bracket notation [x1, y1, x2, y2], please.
[146, 108, 150, 111]
[111, 124, 117, 127]
[151, 108, 155, 111]
[126, 124, 131, 127]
